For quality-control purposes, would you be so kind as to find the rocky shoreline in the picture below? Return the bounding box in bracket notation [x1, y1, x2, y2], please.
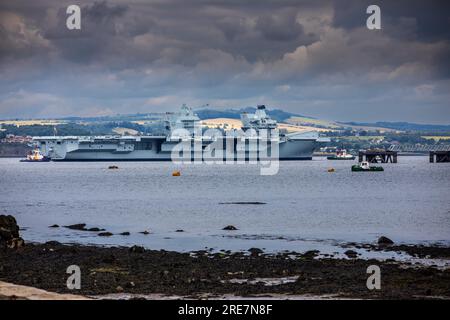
[1, 215, 450, 300]
[0, 241, 449, 299]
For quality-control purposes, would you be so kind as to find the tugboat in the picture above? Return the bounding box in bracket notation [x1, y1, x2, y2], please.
[351, 161, 383, 172]
[327, 149, 355, 160]
[20, 148, 50, 162]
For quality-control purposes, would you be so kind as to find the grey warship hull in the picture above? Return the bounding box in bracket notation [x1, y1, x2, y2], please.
[33, 135, 319, 161]
[32, 105, 328, 161]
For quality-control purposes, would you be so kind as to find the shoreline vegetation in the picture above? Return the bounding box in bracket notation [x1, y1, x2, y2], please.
[0, 143, 31, 158]
[1, 216, 450, 300]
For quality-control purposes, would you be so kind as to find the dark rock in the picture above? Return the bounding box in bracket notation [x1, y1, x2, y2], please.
[63, 224, 106, 232]
[248, 248, 264, 256]
[98, 232, 113, 237]
[108, 166, 119, 170]
[219, 202, 266, 205]
[0, 215, 25, 249]
[344, 250, 358, 258]
[222, 225, 238, 231]
[64, 223, 87, 231]
[102, 254, 116, 263]
[49, 224, 59, 228]
[45, 241, 61, 246]
[0, 215, 20, 239]
[378, 236, 394, 245]
[175, 229, 184, 232]
[8, 238, 25, 249]
[129, 245, 145, 253]
[120, 232, 130, 236]
[302, 250, 320, 259]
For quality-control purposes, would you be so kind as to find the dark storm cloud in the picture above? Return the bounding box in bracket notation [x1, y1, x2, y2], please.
[1, 0, 321, 65]
[0, 0, 449, 123]
[45, 1, 129, 39]
[255, 11, 312, 42]
[41, 1, 135, 64]
[0, 10, 50, 60]
[332, 0, 450, 80]
[333, 0, 450, 41]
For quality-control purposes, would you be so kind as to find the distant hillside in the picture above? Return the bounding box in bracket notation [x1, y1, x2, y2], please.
[286, 117, 400, 132]
[201, 118, 331, 133]
[53, 107, 302, 123]
[61, 113, 162, 122]
[195, 107, 304, 122]
[5, 107, 450, 134]
[341, 121, 450, 132]
[286, 116, 341, 129]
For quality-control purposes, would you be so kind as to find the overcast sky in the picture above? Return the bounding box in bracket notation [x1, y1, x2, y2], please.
[0, 0, 449, 123]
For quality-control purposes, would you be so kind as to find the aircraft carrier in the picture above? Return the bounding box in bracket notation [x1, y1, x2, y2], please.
[32, 105, 329, 161]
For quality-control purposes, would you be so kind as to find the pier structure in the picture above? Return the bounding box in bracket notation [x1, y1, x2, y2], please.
[358, 150, 397, 163]
[429, 151, 450, 163]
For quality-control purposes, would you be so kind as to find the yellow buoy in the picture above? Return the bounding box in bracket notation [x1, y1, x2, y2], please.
[328, 168, 335, 173]
[172, 170, 181, 176]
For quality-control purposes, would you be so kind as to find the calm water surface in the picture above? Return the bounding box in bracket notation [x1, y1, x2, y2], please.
[1, 157, 449, 254]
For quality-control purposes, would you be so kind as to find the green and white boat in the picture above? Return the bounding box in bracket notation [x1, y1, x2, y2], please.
[351, 161, 384, 172]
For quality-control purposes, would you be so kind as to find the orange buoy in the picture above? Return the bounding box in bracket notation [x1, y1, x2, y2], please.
[172, 170, 181, 176]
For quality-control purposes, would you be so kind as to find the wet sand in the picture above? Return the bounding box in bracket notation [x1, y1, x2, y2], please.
[1, 242, 449, 299]
[0, 281, 89, 300]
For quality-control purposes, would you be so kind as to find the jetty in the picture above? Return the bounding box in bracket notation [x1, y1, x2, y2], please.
[429, 151, 450, 163]
[358, 150, 397, 163]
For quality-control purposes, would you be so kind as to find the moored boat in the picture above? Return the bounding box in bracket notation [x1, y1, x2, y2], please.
[20, 149, 50, 162]
[327, 149, 355, 160]
[351, 161, 383, 172]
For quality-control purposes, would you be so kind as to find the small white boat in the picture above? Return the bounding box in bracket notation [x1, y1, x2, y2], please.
[20, 149, 50, 162]
[327, 149, 355, 160]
